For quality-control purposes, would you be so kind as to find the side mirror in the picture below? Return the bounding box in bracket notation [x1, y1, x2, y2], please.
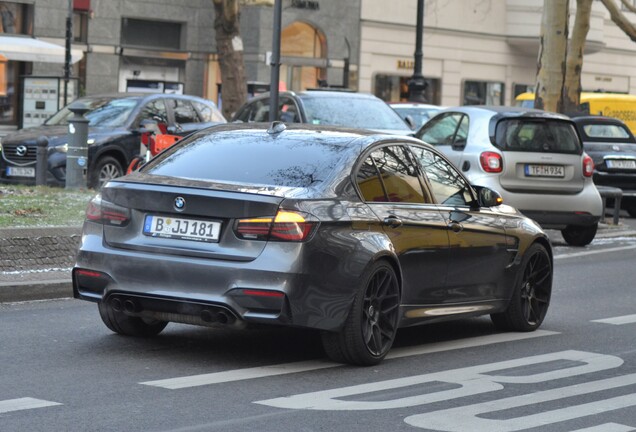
[404, 115, 416, 130]
[476, 186, 503, 207]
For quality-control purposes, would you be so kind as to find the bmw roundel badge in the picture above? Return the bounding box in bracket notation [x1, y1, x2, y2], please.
[174, 196, 186, 211]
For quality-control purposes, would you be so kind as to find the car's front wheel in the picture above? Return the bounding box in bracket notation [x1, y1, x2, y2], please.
[98, 302, 167, 337]
[561, 223, 597, 246]
[491, 242, 552, 332]
[90, 155, 123, 189]
[321, 261, 400, 366]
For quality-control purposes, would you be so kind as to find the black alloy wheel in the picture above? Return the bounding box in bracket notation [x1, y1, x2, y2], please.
[321, 261, 400, 366]
[491, 243, 552, 332]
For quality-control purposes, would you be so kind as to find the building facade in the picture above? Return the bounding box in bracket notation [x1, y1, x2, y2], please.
[3, 0, 636, 134]
[360, 0, 636, 107]
[0, 0, 359, 133]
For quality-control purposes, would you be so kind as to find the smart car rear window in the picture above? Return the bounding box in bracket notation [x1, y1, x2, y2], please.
[495, 119, 581, 154]
[143, 132, 350, 187]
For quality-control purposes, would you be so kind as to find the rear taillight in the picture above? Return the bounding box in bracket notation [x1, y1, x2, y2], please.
[85, 194, 131, 226]
[583, 154, 594, 177]
[479, 151, 503, 173]
[234, 210, 318, 242]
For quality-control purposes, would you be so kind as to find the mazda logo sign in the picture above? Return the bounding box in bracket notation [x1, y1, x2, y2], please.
[16, 145, 28, 157]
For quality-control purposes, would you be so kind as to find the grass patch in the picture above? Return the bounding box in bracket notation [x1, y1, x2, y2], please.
[0, 185, 95, 228]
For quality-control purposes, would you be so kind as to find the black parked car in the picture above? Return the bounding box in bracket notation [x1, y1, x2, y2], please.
[571, 115, 636, 216]
[73, 122, 553, 366]
[231, 90, 413, 135]
[0, 93, 225, 189]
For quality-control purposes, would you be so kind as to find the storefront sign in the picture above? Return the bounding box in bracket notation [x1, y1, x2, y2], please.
[397, 60, 415, 70]
[291, 0, 320, 10]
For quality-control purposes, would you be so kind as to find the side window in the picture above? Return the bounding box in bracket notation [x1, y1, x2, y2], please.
[137, 99, 168, 126]
[172, 99, 200, 124]
[252, 99, 270, 122]
[410, 145, 473, 206]
[279, 97, 300, 123]
[192, 100, 225, 123]
[356, 146, 427, 203]
[417, 113, 468, 147]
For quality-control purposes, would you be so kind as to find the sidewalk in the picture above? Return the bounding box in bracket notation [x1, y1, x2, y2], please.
[2, 220, 636, 303]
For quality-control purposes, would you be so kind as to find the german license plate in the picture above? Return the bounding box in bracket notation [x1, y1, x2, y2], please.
[143, 215, 221, 242]
[606, 159, 636, 169]
[525, 164, 565, 177]
[6, 166, 35, 177]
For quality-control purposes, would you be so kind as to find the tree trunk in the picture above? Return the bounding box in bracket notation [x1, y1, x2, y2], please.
[535, 0, 569, 113]
[213, 0, 247, 120]
[563, 0, 592, 114]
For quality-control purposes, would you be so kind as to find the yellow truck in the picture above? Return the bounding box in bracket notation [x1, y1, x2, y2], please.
[515, 92, 636, 135]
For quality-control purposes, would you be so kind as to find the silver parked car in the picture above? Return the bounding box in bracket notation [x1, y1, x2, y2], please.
[73, 122, 553, 366]
[416, 106, 603, 246]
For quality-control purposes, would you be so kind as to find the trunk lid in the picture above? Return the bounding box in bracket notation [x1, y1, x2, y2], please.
[101, 179, 284, 262]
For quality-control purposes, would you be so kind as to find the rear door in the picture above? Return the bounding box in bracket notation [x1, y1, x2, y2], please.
[416, 111, 469, 168]
[495, 118, 586, 194]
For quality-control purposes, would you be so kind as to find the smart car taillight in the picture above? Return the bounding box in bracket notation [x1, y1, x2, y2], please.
[235, 210, 318, 242]
[583, 154, 594, 177]
[85, 194, 131, 226]
[479, 151, 503, 173]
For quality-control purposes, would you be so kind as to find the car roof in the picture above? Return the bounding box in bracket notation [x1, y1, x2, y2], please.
[570, 115, 630, 126]
[252, 90, 382, 100]
[75, 93, 212, 103]
[442, 105, 572, 120]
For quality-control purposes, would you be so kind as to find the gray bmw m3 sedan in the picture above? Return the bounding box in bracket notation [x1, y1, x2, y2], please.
[73, 122, 553, 366]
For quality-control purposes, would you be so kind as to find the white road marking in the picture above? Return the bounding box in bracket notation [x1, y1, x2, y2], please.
[592, 314, 636, 325]
[256, 350, 621, 411]
[555, 245, 636, 260]
[570, 424, 635, 432]
[140, 330, 558, 389]
[0, 397, 61, 414]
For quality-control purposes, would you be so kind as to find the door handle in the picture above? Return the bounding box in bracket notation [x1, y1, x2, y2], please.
[383, 216, 403, 228]
[448, 221, 463, 233]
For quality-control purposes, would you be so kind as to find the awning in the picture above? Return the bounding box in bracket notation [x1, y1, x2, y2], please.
[0, 35, 83, 64]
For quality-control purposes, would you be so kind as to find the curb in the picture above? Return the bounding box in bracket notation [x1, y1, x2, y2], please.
[0, 279, 72, 303]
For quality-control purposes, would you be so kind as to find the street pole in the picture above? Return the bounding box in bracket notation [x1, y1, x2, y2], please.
[408, 0, 427, 102]
[268, 0, 282, 123]
[64, 0, 73, 107]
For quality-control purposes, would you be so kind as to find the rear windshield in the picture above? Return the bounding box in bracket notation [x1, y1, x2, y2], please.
[142, 132, 351, 187]
[300, 96, 411, 131]
[495, 119, 581, 154]
[580, 123, 634, 141]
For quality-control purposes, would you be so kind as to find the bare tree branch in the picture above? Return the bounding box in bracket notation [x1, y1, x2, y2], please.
[601, 0, 636, 42]
[620, 0, 636, 14]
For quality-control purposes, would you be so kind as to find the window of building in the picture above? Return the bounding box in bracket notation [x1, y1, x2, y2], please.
[73, 11, 88, 43]
[281, 21, 326, 91]
[121, 18, 183, 50]
[373, 75, 441, 104]
[463, 80, 504, 105]
[0, 60, 17, 124]
[0, 1, 33, 35]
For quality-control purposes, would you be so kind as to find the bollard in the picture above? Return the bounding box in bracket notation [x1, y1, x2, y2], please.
[66, 102, 90, 189]
[35, 136, 48, 186]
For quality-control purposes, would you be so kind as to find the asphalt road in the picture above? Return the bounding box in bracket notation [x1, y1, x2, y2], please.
[2, 229, 636, 431]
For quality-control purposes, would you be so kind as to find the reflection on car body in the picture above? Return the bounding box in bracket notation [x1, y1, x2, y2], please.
[73, 122, 553, 366]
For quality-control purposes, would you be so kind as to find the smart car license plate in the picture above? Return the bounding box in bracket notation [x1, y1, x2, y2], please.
[6, 166, 35, 177]
[524, 164, 565, 177]
[606, 159, 636, 169]
[143, 215, 221, 242]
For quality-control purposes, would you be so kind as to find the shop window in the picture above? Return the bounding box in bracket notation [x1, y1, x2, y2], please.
[121, 18, 182, 50]
[0, 60, 17, 124]
[463, 81, 504, 106]
[373, 74, 441, 104]
[73, 11, 88, 43]
[0, 1, 33, 35]
[281, 21, 326, 91]
[513, 83, 534, 104]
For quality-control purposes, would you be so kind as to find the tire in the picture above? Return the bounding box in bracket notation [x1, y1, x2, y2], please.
[491, 243, 552, 332]
[561, 223, 598, 246]
[321, 261, 400, 366]
[98, 301, 167, 337]
[90, 156, 123, 190]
